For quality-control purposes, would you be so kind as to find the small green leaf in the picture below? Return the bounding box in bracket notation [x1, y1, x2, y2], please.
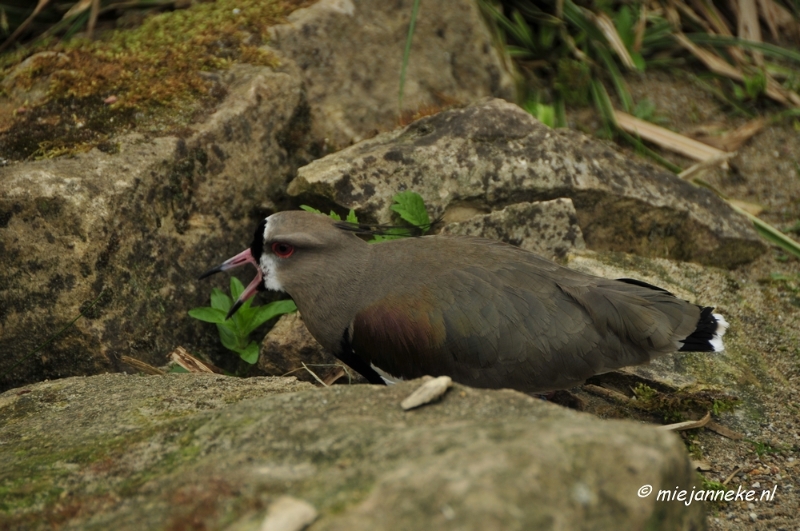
[631, 52, 645, 71]
[390, 191, 430, 232]
[230, 277, 245, 300]
[210, 288, 231, 311]
[300, 205, 323, 214]
[370, 233, 406, 243]
[328, 210, 342, 221]
[247, 300, 298, 330]
[188, 307, 227, 324]
[346, 209, 359, 223]
[237, 342, 260, 364]
[216, 323, 240, 351]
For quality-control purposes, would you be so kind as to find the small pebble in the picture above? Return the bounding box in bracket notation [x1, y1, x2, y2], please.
[401, 376, 453, 410]
[749, 512, 758, 522]
[260, 496, 317, 531]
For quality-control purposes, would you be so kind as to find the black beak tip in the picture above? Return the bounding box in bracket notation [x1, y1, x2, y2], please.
[198, 265, 223, 281]
[225, 299, 244, 320]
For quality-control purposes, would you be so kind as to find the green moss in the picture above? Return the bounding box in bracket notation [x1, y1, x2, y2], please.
[632, 383, 740, 422]
[698, 473, 728, 512]
[0, 0, 308, 161]
[0, 415, 210, 514]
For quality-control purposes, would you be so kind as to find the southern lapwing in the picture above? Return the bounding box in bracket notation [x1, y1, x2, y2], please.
[200, 211, 728, 393]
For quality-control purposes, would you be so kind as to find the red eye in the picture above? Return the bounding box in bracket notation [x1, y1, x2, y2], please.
[271, 242, 294, 258]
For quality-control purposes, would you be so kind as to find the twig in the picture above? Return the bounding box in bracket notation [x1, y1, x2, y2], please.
[583, 383, 631, 403]
[722, 465, 743, 486]
[656, 411, 712, 431]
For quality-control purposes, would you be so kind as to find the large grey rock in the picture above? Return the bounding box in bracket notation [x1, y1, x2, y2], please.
[288, 98, 765, 268]
[0, 0, 516, 391]
[0, 373, 703, 530]
[0, 66, 305, 391]
[440, 198, 586, 260]
[267, 0, 515, 150]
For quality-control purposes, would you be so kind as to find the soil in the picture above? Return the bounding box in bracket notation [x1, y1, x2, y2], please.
[566, 70, 800, 530]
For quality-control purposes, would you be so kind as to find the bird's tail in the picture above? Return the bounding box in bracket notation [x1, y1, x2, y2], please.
[678, 307, 729, 352]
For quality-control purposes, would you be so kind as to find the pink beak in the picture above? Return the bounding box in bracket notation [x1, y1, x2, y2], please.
[199, 248, 262, 319]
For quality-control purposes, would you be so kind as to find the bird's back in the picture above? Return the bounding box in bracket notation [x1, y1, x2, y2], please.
[352, 235, 708, 392]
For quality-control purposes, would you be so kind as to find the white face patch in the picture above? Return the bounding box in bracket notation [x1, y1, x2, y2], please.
[258, 215, 285, 293]
[259, 253, 285, 292]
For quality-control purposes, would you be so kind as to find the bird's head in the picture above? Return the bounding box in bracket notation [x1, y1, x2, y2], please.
[199, 211, 368, 319]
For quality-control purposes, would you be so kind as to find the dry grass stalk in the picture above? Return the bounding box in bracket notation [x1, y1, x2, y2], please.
[756, 0, 797, 39]
[590, 11, 637, 69]
[691, 118, 765, 151]
[736, 0, 764, 64]
[615, 110, 727, 161]
[678, 151, 737, 180]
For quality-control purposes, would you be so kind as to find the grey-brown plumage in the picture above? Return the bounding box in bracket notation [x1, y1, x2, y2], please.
[201, 211, 728, 393]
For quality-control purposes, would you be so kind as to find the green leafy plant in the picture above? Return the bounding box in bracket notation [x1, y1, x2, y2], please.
[299, 205, 358, 223]
[523, 98, 557, 127]
[189, 277, 296, 364]
[746, 439, 782, 457]
[301, 190, 432, 242]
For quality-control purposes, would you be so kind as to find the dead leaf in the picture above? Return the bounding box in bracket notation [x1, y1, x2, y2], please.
[169, 346, 223, 374]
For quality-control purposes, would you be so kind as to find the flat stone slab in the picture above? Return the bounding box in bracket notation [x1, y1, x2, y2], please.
[0, 374, 702, 530]
[288, 98, 765, 268]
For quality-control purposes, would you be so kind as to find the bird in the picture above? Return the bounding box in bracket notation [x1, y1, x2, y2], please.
[200, 210, 728, 393]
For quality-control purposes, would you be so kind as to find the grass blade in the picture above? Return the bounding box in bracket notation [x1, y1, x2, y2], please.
[730, 205, 800, 259]
[398, 0, 421, 110]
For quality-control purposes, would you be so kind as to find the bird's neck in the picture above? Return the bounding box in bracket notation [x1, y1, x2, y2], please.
[288, 243, 374, 354]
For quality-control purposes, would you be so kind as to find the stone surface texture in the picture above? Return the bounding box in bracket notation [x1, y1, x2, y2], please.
[267, 0, 515, 149]
[288, 98, 764, 268]
[0, 0, 512, 391]
[440, 198, 586, 260]
[0, 374, 703, 530]
[1, 66, 304, 390]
